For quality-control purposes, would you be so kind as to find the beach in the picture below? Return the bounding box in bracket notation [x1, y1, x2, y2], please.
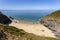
[9, 19, 56, 38]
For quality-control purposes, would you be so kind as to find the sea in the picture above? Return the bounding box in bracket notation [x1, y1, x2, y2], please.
[1, 10, 56, 22]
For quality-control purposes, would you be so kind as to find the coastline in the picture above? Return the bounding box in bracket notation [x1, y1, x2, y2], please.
[9, 19, 56, 38]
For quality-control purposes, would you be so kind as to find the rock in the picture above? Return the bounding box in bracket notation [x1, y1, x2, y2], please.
[0, 29, 27, 40]
[0, 11, 12, 24]
[39, 10, 60, 38]
[0, 30, 7, 40]
[9, 16, 14, 20]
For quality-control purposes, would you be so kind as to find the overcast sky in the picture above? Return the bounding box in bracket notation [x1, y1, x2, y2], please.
[0, 0, 60, 10]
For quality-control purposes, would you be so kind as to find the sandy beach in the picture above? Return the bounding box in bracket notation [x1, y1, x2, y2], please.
[9, 19, 56, 38]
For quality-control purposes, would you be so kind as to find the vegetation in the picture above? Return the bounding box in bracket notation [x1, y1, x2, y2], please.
[42, 10, 60, 19]
[0, 24, 26, 36]
[0, 23, 60, 40]
[0, 10, 60, 40]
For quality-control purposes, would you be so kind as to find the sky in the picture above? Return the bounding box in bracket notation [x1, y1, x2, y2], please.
[0, 0, 60, 10]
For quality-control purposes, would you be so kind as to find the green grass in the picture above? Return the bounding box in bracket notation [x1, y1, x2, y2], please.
[0, 24, 26, 36]
[25, 33, 60, 40]
[0, 24, 60, 40]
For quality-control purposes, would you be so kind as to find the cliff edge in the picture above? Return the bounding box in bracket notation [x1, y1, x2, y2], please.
[40, 10, 60, 38]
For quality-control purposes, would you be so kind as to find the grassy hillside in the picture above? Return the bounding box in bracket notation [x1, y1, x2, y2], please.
[0, 23, 60, 40]
[42, 10, 60, 19]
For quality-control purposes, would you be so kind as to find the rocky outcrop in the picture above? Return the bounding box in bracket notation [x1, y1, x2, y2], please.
[0, 30, 27, 40]
[0, 11, 12, 24]
[0, 24, 27, 40]
[39, 10, 60, 38]
[0, 30, 7, 40]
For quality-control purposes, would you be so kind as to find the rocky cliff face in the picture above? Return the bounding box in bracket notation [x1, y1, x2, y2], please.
[0, 11, 12, 24]
[39, 10, 60, 38]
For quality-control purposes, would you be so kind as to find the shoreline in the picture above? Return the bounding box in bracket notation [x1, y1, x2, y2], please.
[9, 19, 56, 38]
[12, 18, 39, 24]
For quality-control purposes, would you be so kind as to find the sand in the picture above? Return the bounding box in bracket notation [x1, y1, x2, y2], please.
[9, 19, 56, 38]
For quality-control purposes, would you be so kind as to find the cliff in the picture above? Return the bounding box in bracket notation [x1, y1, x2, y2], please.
[0, 11, 59, 40]
[0, 11, 12, 24]
[40, 10, 60, 38]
